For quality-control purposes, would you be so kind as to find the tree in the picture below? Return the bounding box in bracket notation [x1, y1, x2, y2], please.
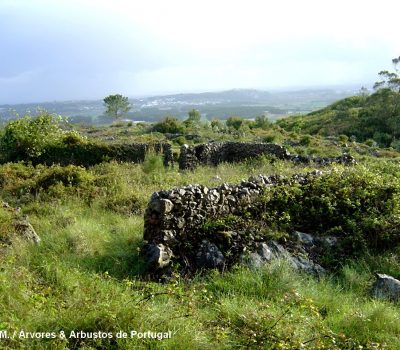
[188, 109, 201, 122]
[226, 116, 243, 130]
[373, 56, 400, 92]
[254, 114, 271, 129]
[103, 94, 131, 120]
[369, 56, 400, 143]
[211, 119, 223, 131]
[183, 109, 201, 130]
[184, 109, 201, 127]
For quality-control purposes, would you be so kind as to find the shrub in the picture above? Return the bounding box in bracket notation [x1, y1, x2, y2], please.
[173, 136, 187, 146]
[263, 134, 276, 143]
[142, 152, 164, 174]
[226, 116, 244, 131]
[365, 139, 377, 147]
[211, 119, 223, 131]
[34, 165, 94, 192]
[0, 112, 87, 163]
[0, 206, 15, 243]
[152, 117, 185, 134]
[390, 139, 400, 151]
[259, 166, 400, 255]
[338, 134, 349, 143]
[0, 112, 63, 161]
[100, 194, 141, 216]
[300, 135, 312, 146]
[254, 115, 271, 129]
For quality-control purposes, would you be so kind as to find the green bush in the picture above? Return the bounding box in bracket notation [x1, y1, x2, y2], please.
[142, 152, 164, 174]
[259, 166, 400, 255]
[173, 136, 187, 146]
[0, 112, 86, 163]
[0, 112, 62, 160]
[263, 134, 276, 143]
[300, 135, 312, 146]
[0, 206, 15, 243]
[226, 116, 244, 131]
[254, 115, 271, 129]
[338, 134, 349, 143]
[100, 194, 141, 216]
[152, 117, 185, 134]
[365, 139, 377, 147]
[34, 165, 94, 192]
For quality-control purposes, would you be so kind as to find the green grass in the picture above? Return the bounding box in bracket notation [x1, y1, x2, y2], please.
[0, 153, 399, 349]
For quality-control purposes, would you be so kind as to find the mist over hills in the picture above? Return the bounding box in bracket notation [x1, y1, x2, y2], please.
[0, 87, 359, 124]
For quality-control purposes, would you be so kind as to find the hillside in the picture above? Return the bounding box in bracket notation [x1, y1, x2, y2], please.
[276, 88, 400, 148]
[0, 113, 399, 349]
[0, 87, 356, 124]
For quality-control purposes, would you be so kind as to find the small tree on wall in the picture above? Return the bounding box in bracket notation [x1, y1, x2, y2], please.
[103, 94, 131, 120]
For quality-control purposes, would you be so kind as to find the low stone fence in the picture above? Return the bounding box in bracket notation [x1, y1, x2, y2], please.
[142, 171, 325, 272]
[178, 142, 289, 170]
[33, 142, 173, 167]
[178, 141, 355, 170]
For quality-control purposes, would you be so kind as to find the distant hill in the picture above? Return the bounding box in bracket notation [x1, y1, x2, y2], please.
[0, 87, 357, 125]
[276, 88, 400, 147]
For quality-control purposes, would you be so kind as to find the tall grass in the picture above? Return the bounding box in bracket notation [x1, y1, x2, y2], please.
[0, 157, 399, 349]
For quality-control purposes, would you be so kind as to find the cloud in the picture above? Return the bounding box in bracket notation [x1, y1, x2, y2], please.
[0, 0, 399, 103]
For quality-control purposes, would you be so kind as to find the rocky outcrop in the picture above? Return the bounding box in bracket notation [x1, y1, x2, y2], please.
[142, 171, 331, 274]
[371, 274, 400, 302]
[1, 202, 41, 245]
[178, 141, 356, 170]
[240, 232, 331, 276]
[13, 215, 41, 245]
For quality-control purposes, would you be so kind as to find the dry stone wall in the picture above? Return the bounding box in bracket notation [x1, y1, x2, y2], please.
[142, 170, 325, 272]
[178, 141, 355, 170]
[33, 142, 173, 167]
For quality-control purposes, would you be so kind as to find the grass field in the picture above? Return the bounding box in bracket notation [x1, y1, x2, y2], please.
[0, 153, 399, 349]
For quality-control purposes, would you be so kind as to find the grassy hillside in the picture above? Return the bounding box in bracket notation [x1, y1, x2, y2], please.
[0, 157, 400, 349]
[0, 114, 399, 349]
[276, 88, 400, 148]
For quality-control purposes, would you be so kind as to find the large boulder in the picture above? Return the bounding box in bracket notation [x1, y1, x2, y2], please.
[241, 240, 325, 276]
[371, 273, 400, 302]
[195, 240, 225, 269]
[241, 242, 274, 268]
[141, 243, 173, 270]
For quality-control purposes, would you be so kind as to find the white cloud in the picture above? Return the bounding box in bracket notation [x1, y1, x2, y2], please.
[0, 0, 399, 102]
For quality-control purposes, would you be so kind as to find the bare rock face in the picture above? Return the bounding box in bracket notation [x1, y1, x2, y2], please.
[13, 215, 41, 244]
[371, 273, 400, 302]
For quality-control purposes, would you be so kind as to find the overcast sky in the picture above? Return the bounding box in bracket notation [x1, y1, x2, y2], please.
[0, 0, 399, 104]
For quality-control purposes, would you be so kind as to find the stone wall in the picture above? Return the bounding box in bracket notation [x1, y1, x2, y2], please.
[178, 141, 355, 170]
[33, 142, 173, 167]
[178, 142, 289, 170]
[142, 170, 325, 272]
